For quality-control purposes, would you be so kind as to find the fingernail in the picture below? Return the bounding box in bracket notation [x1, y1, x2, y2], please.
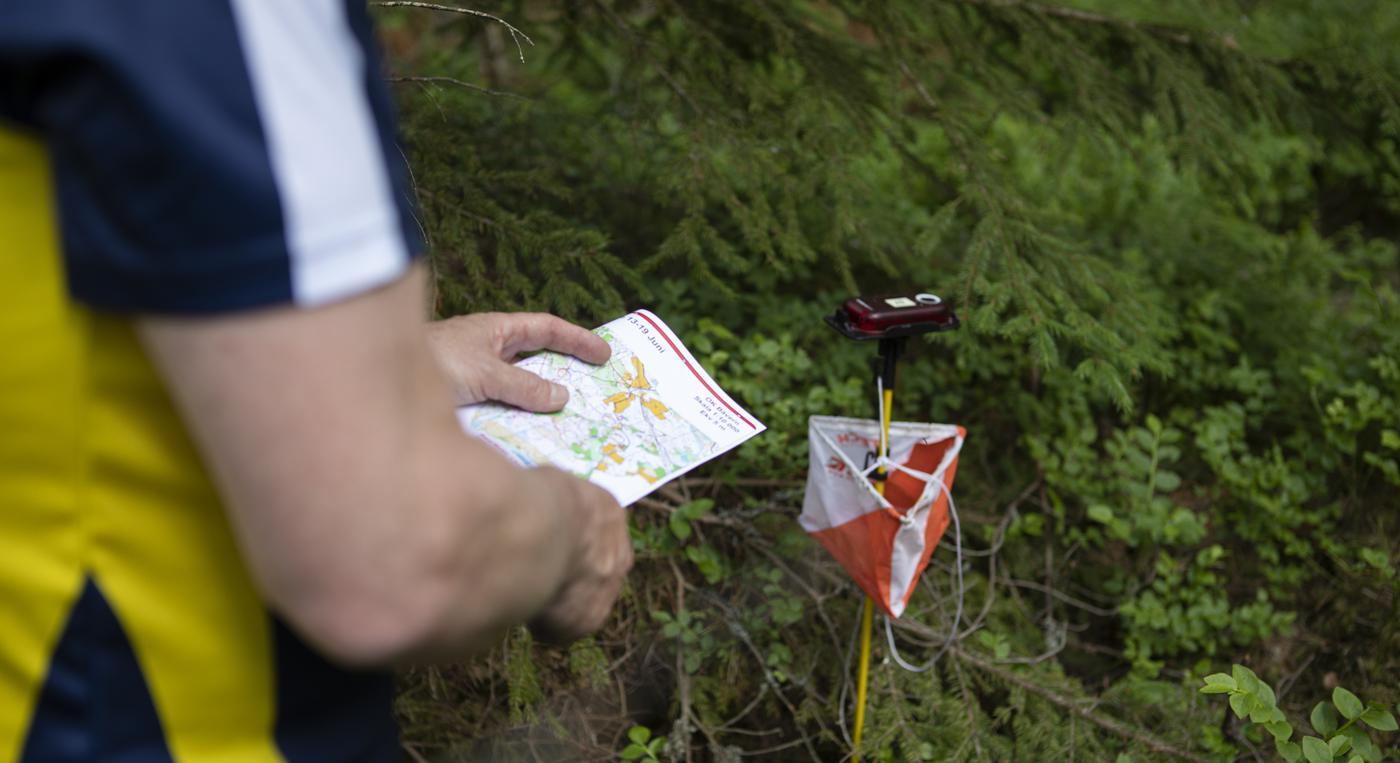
[549, 384, 569, 408]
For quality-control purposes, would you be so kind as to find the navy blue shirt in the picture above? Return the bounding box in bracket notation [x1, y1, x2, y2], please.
[0, 0, 422, 314]
[0, 3, 422, 762]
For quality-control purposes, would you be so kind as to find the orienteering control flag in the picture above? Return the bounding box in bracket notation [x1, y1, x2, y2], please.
[800, 415, 964, 618]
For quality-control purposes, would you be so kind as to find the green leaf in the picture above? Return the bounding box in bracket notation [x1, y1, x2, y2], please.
[1313, 702, 1339, 736]
[1233, 664, 1262, 694]
[668, 511, 693, 541]
[1334, 687, 1364, 720]
[977, 631, 1012, 660]
[1341, 727, 1381, 763]
[620, 744, 646, 760]
[627, 726, 652, 745]
[1329, 735, 1351, 756]
[1359, 547, 1389, 570]
[1359, 707, 1398, 731]
[679, 498, 714, 520]
[1340, 726, 1368, 750]
[1087, 504, 1115, 523]
[1301, 735, 1331, 763]
[1230, 691, 1257, 719]
[1201, 673, 1237, 693]
[1256, 680, 1278, 709]
[1266, 720, 1294, 742]
[684, 545, 726, 583]
[1276, 740, 1301, 762]
[1346, 756, 1363, 763]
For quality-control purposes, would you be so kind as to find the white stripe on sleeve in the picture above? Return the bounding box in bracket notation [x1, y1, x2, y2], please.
[228, 0, 409, 306]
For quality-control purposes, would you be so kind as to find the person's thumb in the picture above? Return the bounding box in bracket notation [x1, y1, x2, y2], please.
[481, 363, 569, 412]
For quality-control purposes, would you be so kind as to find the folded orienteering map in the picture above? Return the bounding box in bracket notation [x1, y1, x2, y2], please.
[456, 310, 765, 506]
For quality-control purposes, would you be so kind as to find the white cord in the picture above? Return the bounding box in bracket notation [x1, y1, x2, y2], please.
[876, 376, 888, 467]
[868, 374, 966, 672]
[883, 481, 963, 672]
[837, 599, 862, 747]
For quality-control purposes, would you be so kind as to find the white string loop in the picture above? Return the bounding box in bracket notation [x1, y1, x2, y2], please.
[867, 376, 966, 671]
[883, 477, 964, 673]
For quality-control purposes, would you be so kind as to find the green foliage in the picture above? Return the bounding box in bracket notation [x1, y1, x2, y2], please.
[666, 498, 712, 542]
[652, 609, 716, 674]
[1034, 413, 1202, 550]
[619, 725, 664, 762]
[566, 637, 610, 689]
[1120, 548, 1293, 675]
[381, 0, 1400, 759]
[1201, 666, 1398, 762]
[504, 627, 543, 725]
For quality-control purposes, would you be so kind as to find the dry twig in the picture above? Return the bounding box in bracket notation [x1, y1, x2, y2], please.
[386, 75, 529, 100]
[369, 1, 534, 61]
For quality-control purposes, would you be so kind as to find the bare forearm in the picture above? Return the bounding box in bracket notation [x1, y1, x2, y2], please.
[356, 334, 587, 661]
[296, 445, 584, 663]
[386, 428, 586, 662]
[138, 267, 592, 665]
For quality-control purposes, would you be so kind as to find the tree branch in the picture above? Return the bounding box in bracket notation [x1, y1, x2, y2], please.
[955, 645, 1210, 762]
[369, 1, 534, 61]
[946, 0, 1240, 51]
[386, 75, 529, 100]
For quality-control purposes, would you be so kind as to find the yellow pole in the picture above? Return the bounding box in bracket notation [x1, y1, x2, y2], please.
[852, 596, 874, 758]
[852, 386, 895, 761]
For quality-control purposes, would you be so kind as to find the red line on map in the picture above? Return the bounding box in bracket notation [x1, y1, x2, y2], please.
[634, 311, 757, 430]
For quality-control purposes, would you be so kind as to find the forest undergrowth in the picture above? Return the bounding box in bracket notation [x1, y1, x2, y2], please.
[375, 1, 1400, 760]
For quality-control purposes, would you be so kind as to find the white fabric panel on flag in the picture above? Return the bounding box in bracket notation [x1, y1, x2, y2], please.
[879, 435, 962, 616]
[801, 416, 885, 531]
[886, 476, 964, 670]
[800, 415, 964, 616]
[801, 416, 962, 532]
[887, 504, 930, 615]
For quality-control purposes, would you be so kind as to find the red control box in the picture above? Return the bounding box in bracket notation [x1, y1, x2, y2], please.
[841, 292, 954, 333]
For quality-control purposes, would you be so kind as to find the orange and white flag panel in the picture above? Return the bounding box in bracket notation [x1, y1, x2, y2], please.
[800, 416, 964, 618]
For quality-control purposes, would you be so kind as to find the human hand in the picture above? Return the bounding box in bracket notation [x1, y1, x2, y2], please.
[427, 312, 611, 411]
[529, 475, 633, 644]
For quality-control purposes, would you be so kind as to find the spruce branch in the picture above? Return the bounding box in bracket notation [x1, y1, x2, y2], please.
[587, 0, 703, 116]
[926, 638, 1209, 762]
[947, 0, 1240, 52]
[949, 655, 992, 762]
